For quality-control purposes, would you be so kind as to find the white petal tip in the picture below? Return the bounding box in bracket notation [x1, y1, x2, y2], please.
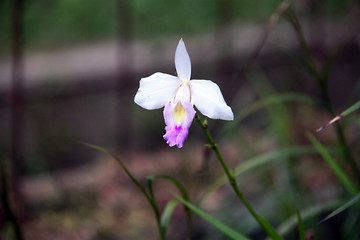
[225, 108, 234, 120]
[175, 39, 191, 81]
[217, 108, 234, 121]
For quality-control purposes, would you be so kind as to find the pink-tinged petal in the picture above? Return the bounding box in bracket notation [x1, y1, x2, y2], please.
[180, 101, 196, 128]
[175, 39, 191, 81]
[163, 102, 177, 126]
[163, 101, 195, 148]
[163, 125, 188, 148]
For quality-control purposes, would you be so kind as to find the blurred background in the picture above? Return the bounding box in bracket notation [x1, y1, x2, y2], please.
[1, 0, 360, 239]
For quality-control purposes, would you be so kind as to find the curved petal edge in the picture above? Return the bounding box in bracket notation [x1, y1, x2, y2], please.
[175, 39, 191, 81]
[190, 79, 234, 120]
[134, 72, 180, 110]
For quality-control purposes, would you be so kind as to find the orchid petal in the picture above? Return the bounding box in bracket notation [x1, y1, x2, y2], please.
[190, 80, 234, 120]
[175, 39, 191, 81]
[134, 72, 180, 110]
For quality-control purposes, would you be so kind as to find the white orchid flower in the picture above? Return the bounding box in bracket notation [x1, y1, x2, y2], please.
[134, 39, 234, 148]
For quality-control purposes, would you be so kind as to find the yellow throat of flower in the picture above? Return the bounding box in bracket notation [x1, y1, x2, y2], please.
[172, 102, 187, 125]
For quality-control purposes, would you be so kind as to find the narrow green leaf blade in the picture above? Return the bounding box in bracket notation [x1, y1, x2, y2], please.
[160, 199, 180, 230]
[173, 194, 250, 240]
[220, 93, 314, 138]
[296, 210, 306, 240]
[320, 192, 360, 223]
[146, 175, 156, 200]
[256, 215, 283, 240]
[77, 142, 153, 205]
[275, 200, 340, 238]
[149, 175, 190, 201]
[316, 100, 360, 132]
[78, 142, 169, 239]
[200, 146, 318, 202]
[147, 175, 192, 239]
[341, 100, 360, 117]
[307, 134, 358, 195]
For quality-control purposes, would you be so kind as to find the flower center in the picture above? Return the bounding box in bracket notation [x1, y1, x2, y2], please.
[172, 102, 187, 125]
[173, 80, 191, 104]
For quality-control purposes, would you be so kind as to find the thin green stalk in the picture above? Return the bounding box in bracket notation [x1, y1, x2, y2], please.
[147, 175, 192, 240]
[0, 160, 23, 240]
[107, 152, 166, 240]
[308, 134, 358, 195]
[285, 7, 360, 184]
[285, 8, 321, 83]
[194, 114, 283, 240]
[78, 142, 166, 240]
[296, 210, 306, 240]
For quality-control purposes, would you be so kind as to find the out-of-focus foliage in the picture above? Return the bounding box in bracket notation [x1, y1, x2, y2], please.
[0, 0, 351, 53]
[1, 0, 359, 239]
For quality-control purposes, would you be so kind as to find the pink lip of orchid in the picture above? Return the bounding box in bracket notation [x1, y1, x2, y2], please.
[134, 39, 234, 148]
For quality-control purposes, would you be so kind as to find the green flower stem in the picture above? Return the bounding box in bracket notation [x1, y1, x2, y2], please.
[107, 151, 166, 240]
[78, 142, 166, 240]
[194, 114, 282, 240]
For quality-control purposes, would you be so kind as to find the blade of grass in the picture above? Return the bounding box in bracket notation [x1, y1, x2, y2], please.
[342, 100, 360, 116]
[78, 142, 151, 201]
[319, 192, 360, 223]
[247, 69, 310, 214]
[248, 70, 293, 145]
[147, 175, 192, 240]
[199, 146, 319, 203]
[173, 193, 250, 240]
[220, 93, 314, 139]
[273, 200, 340, 238]
[160, 199, 180, 231]
[296, 210, 306, 240]
[240, 0, 290, 73]
[285, 3, 360, 184]
[342, 209, 360, 240]
[317, 100, 360, 132]
[285, 6, 321, 83]
[307, 134, 358, 195]
[195, 114, 283, 240]
[147, 175, 190, 202]
[77, 141, 165, 240]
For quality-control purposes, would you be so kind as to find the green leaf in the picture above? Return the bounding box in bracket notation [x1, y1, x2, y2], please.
[147, 175, 192, 239]
[248, 73, 294, 145]
[320, 192, 360, 223]
[160, 199, 180, 230]
[274, 200, 340, 238]
[77, 141, 152, 201]
[173, 193, 250, 240]
[77, 141, 166, 239]
[341, 100, 360, 117]
[200, 146, 319, 202]
[296, 210, 306, 240]
[256, 215, 283, 240]
[316, 100, 360, 132]
[147, 175, 156, 200]
[148, 175, 190, 200]
[307, 134, 358, 195]
[220, 93, 314, 138]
